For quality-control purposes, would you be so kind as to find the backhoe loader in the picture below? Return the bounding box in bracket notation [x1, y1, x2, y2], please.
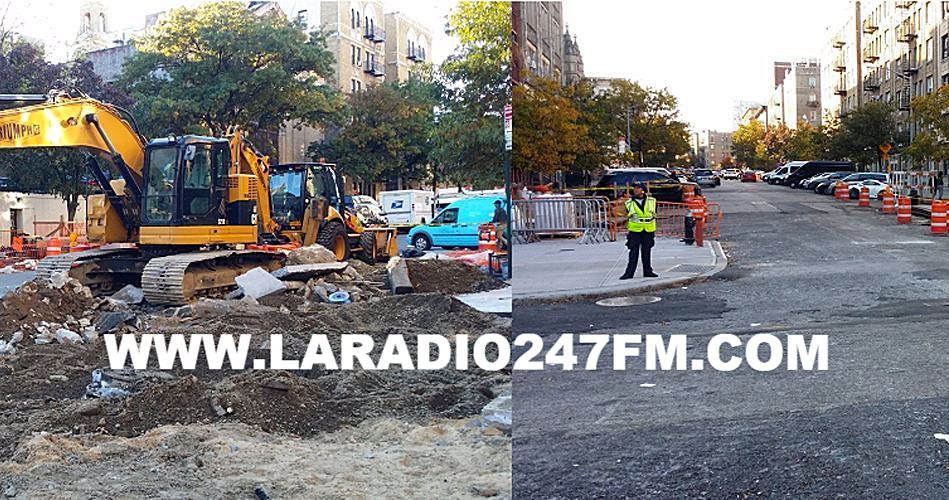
[269, 162, 397, 263]
[0, 90, 286, 304]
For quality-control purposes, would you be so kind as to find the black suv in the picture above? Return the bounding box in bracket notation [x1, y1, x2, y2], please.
[591, 168, 701, 202]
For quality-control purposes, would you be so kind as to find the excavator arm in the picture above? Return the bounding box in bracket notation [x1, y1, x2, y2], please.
[226, 127, 276, 237]
[0, 94, 148, 242]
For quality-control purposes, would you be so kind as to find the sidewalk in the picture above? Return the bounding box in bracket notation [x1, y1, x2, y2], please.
[512, 237, 727, 301]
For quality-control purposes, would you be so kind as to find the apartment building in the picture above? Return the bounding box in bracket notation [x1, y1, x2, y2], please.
[823, 0, 949, 170]
[384, 12, 432, 82]
[766, 61, 822, 129]
[278, 1, 432, 163]
[693, 130, 734, 169]
[516, 1, 564, 81]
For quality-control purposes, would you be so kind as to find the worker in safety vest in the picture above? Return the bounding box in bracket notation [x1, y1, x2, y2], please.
[620, 183, 659, 280]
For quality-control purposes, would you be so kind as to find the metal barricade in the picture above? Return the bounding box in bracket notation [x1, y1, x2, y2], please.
[513, 197, 613, 244]
[608, 200, 721, 239]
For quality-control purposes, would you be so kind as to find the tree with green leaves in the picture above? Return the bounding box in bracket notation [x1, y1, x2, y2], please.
[512, 76, 594, 174]
[833, 101, 894, 167]
[906, 87, 949, 168]
[310, 77, 440, 190]
[431, 1, 510, 188]
[731, 120, 766, 168]
[597, 80, 690, 166]
[119, 1, 343, 146]
[0, 41, 132, 219]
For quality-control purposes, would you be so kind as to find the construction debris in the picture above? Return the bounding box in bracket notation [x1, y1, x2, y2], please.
[0, 251, 512, 493]
[271, 262, 348, 281]
[235, 267, 287, 299]
[406, 259, 506, 294]
[110, 285, 144, 305]
[386, 257, 413, 295]
[286, 245, 337, 265]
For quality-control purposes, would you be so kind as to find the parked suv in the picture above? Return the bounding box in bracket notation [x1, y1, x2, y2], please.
[591, 168, 701, 202]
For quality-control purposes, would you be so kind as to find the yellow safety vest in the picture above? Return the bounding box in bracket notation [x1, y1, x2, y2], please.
[625, 197, 657, 232]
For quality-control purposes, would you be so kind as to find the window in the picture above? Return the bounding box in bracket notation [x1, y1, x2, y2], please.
[943, 74, 949, 86]
[99, 12, 105, 32]
[356, 47, 361, 65]
[808, 76, 817, 88]
[927, 75, 934, 93]
[433, 208, 458, 224]
[943, 34, 949, 59]
[351, 45, 356, 65]
[928, 37, 934, 61]
[144, 147, 178, 224]
[297, 9, 307, 24]
[182, 144, 214, 217]
[351, 79, 358, 93]
[351, 9, 356, 28]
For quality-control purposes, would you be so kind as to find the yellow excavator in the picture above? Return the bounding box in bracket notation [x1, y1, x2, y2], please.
[269, 162, 397, 263]
[0, 90, 286, 304]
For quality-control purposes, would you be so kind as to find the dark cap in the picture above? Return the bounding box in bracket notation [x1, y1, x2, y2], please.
[494, 200, 502, 205]
[631, 182, 645, 189]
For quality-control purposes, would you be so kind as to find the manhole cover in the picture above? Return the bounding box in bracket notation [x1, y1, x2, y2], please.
[667, 264, 715, 274]
[595, 296, 662, 307]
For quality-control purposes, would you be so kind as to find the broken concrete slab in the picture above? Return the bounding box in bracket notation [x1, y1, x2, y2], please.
[55, 328, 82, 344]
[286, 245, 337, 265]
[235, 267, 287, 299]
[386, 257, 413, 295]
[95, 311, 136, 334]
[271, 262, 348, 281]
[110, 284, 144, 305]
[480, 389, 511, 434]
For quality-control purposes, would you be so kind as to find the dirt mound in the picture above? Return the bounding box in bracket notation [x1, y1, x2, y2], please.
[0, 419, 511, 498]
[0, 279, 95, 337]
[407, 259, 505, 294]
[0, 293, 510, 459]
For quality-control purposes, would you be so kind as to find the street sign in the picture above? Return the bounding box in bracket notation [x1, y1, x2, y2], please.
[879, 143, 892, 154]
[503, 103, 512, 151]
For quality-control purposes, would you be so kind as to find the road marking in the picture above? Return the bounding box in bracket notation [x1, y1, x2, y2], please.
[851, 240, 935, 245]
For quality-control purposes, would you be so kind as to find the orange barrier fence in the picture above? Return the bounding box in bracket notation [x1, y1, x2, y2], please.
[607, 199, 721, 240]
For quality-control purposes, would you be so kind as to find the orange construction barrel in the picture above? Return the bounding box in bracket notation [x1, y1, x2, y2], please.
[881, 189, 895, 214]
[46, 237, 62, 256]
[858, 186, 870, 207]
[932, 200, 947, 235]
[897, 196, 912, 224]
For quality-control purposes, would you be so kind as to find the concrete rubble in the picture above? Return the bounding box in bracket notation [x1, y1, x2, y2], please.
[0, 252, 512, 495]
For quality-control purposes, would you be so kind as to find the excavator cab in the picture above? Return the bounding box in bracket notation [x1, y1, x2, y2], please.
[139, 136, 257, 246]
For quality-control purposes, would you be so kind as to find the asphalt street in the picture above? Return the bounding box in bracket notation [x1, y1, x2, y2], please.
[513, 180, 949, 498]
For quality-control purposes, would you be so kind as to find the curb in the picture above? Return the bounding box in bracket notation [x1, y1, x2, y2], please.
[513, 240, 728, 306]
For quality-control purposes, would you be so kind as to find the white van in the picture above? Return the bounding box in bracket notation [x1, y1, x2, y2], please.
[378, 190, 435, 225]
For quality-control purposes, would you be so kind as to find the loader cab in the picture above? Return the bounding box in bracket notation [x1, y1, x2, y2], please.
[141, 136, 231, 227]
[270, 163, 342, 229]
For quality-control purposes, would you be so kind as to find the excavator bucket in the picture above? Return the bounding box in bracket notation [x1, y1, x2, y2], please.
[360, 227, 399, 262]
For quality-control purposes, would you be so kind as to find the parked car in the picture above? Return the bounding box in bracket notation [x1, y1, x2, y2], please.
[693, 169, 721, 187]
[848, 179, 892, 199]
[785, 161, 854, 188]
[591, 168, 702, 201]
[770, 161, 808, 185]
[741, 170, 759, 182]
[408, 196, 503, 250]
[814, 172, 860, 194]
[722, 168, 741, 180]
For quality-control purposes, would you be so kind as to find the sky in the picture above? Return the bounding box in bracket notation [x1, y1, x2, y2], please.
[563, 0, 854, 133]
[7, 0, 455, 64]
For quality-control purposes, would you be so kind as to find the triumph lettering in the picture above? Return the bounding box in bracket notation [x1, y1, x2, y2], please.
[0, 122, 41, 142]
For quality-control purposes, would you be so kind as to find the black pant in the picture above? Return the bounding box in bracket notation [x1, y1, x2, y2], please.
[625, 231, 655, 276]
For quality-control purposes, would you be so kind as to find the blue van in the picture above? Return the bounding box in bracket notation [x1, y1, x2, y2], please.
[408, 196, 504, 250]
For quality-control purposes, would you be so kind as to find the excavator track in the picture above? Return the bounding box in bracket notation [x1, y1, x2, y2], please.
[36, 247, 144, 294]
[142, 250, 284, 305]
